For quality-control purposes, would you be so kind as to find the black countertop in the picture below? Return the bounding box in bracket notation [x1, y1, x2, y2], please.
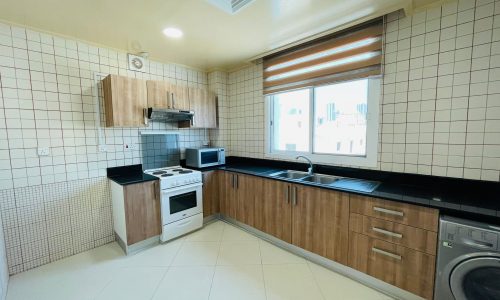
[107, 164, 158, 185]
[185, 157, 500, 224]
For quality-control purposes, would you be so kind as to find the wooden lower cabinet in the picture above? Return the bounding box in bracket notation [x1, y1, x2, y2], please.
[254, 179, 292, 243]
[122, 180, 161, 245]
[291, 185, 349, 265]
[202, 170, 220, 217]
[348, 232, 436, 299]
[220, 172, 261, 226]
[349, 213, 437, 255]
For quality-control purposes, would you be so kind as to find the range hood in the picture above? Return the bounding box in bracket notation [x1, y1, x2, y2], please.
[145, 108, 194, 122]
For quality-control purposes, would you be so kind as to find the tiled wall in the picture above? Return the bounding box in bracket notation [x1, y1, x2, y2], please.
[227, 0, 500, 182]
[0, 213, 8, 299]
[0, 21, 229, 274]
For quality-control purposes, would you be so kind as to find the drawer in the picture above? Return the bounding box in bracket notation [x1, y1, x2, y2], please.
[349, 213, 437, 255]
[350, 195, 439, 232]
[348, 232, 436, 300]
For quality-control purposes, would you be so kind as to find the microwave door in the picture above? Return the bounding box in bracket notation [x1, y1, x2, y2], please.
[200, 151, 219, 167]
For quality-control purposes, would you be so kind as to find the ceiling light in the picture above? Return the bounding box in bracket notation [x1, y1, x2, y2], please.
[163, 27, 183, 38]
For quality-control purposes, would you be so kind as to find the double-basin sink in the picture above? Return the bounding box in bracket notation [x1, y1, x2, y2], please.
[268, 170, 380, 193]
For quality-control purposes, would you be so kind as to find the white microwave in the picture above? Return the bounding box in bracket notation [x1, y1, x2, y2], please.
[185, 148, 225, 168]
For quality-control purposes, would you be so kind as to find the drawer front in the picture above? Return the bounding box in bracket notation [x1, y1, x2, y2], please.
[349, 213, 437, 255]
[350, 195, 439, 232]
[348, 232, 436, 300]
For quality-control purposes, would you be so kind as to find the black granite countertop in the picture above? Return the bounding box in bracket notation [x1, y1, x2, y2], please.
[107, 164, 158, 185]
[185, 157, 500, 223]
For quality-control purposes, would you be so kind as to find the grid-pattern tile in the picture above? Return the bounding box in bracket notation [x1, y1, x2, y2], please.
[0, 177, 113, 274]
[226, 0, 500, 182]
[0, 20, 229, 274]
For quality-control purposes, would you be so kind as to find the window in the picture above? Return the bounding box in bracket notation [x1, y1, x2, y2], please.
[266, 78, 380, 167]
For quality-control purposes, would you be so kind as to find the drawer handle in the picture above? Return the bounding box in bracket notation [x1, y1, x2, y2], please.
[372, 247, 402, 260]
[373, 206, 404, 217]
[372, 227, 403, 239]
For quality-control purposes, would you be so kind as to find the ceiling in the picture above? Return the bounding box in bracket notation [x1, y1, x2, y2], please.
[0, 0, 442, 71]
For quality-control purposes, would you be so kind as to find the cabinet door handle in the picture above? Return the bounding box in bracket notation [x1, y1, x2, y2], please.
[285, 185, 290, 204]
[292, 186, 298, 206]
[373, 206, 404, 217]
[172, 92, 175, 108]
[235, 175, 239, 189]
[231, 174, 235, 189]
[372, 227, 403, 239]
[372, 247, 402, 260]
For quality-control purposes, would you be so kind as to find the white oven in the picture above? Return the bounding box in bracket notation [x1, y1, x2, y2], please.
[160, 182, 203, 242]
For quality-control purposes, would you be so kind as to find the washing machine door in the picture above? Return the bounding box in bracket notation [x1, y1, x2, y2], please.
[450, 257, 500, 300]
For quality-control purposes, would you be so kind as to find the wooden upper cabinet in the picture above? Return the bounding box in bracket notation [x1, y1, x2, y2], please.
[291, 185, 350, 265]
[123, 180, 161, 245]
[146, 80, 173, 108]
[102, 74, 147, 127]
[254, 179, 292, 243]
[179, 87, 217, 129]
[172, 84, 190, 110]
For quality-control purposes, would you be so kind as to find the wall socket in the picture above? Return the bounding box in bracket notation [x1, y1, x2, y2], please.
[123, 143, 137, 150]
[37, 147, 50, 156]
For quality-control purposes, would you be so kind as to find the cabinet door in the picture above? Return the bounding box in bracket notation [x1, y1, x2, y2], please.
[123, 180, 161, 245]
[220, 172, 238, 219]
[180, 88, 217, 128]
[102, 74, 147, 127]
[146, 80, 172, 108]
[291, 185, 349, 264]
[254, 179, 292, 243]
[348, 232, 435, 300]
[202, 171, 220, 217]
[235, 174, 262, 227]
[172, 84, 190, 110]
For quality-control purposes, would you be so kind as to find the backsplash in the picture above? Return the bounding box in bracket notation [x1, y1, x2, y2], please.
[227, 0, 500, 182]
[0, 21, 228, 273]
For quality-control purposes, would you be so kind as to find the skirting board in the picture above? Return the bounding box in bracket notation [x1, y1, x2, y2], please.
[115, 233, 160, 255]
[219, 214, 425, 300]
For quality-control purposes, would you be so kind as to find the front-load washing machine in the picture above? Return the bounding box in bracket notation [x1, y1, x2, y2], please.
[435, 216, 500, 300]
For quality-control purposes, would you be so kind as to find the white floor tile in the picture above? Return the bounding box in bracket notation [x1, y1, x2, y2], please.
[259, 240, 306, 264]
[308, 262, 393, 300]
[217, 241, 261, 265]
[6, 222, 395, 300]
[185, 221, 225, 242]
[171, 241, 220, 266]
[221, 223, 259, 242]
[263, 264, 324, 300]
[121, 238, 182, 267]
[209, 265, 266, 300]
[152, 266, 214, 300]
[94, 266, 166, 300]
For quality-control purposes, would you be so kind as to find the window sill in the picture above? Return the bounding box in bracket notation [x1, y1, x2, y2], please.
[264, 152, 378, 168]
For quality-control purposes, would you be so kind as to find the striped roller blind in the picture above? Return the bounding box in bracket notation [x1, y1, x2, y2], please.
[263, 19, 383, 95]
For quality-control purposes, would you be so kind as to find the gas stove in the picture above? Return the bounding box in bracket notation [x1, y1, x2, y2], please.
[144, 166, 202, 190]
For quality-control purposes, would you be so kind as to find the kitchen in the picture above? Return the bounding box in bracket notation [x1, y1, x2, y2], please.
[0, 0, 499, 299]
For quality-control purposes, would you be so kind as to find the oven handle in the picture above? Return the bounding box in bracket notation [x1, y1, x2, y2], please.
[161, 182, 202, 194]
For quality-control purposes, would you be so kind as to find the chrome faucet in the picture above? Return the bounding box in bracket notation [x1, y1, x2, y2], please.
[296, 155, 314, 175]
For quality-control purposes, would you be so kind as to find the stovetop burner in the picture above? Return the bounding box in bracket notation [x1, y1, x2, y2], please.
[172, 169, 184, 172]
[179, 170, 193, 174]
[153, 171, 167, 175]
[161, 173, 173, 177]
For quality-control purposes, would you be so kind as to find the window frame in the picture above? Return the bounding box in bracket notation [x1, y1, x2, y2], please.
[264, 78, 380, 167]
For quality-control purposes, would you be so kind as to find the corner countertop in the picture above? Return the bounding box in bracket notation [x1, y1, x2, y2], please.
[107, 164, 158, 186]
[188, 158, 500, 222]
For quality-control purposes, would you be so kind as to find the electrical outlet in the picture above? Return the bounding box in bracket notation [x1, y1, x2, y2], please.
[124, 143, 137, 150]
[98, 145, 107, 152]
[37, 147, 50, 156]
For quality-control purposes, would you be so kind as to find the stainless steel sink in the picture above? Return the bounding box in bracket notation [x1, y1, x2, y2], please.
[301, 174, 340, 185]
[269, 170, 310, 180]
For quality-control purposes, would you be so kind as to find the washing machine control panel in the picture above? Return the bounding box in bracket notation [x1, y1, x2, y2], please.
[444, 223, 498, 251]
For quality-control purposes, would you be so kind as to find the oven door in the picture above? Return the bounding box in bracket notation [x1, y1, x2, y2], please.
[161, 183, 202, 225]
